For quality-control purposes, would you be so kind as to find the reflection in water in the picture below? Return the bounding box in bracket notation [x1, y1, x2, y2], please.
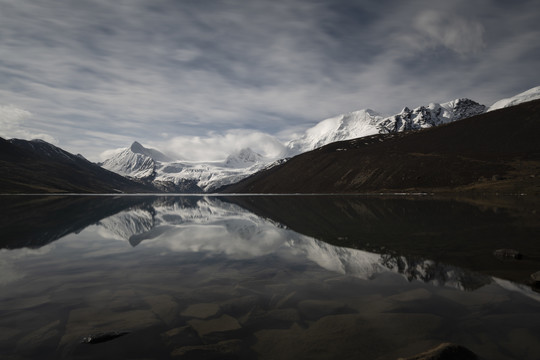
[91, 197, 495, 291]
[0, 195, 540, 360]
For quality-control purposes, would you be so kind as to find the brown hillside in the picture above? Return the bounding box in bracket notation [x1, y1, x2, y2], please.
[223, 99, 540, 194]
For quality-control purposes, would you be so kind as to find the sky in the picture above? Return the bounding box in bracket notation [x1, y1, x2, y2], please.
[1, 0, 539, 162]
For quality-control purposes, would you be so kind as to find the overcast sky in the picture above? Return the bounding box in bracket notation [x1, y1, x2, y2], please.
[1, 0, 539, 161]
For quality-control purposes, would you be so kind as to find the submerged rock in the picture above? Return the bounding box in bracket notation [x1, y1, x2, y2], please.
[493, 249, 522, 260]
[531, 271, 540, 282]
[81, 331, 130, 344]
[398, 342, 477, 360]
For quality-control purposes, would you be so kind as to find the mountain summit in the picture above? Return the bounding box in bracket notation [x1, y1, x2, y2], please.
[101, 142, 161, 180]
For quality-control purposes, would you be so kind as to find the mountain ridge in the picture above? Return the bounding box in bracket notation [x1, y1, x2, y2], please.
[100, 95, 491, 192]
[222, 99, 540, 194]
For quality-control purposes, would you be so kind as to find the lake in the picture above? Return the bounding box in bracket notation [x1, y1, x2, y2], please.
[1, 195, 539, 359]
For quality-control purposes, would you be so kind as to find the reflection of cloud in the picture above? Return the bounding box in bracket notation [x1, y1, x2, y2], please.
[145, 223, 290, 259]
[0, 259, 24, 285]
[0, 246, 54, 285]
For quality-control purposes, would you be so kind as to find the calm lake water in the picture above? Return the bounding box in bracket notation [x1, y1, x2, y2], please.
[0, 195, 539, 360]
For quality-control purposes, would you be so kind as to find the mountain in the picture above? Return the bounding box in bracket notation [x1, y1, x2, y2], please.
[0, 137, 156, 193]
[101, 142, 271, 192]
[99, 87, 537, 193]
[488, 86, 540, 112]
[285, 98, 486, 155]
[100, 141, 166, 180]
[101, 99, 485, 191]
[222, 99, 540, 194]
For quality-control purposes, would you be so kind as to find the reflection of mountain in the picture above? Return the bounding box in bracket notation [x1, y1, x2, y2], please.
[97, 205, 156, 245]
[0, 196, 152, 249]
[224, 195, 540, 285]
[92, 196, 493, 291]
[2, 195, 538, 293]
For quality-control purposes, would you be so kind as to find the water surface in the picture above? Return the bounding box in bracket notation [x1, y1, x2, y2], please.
[1, 195, 539, 359]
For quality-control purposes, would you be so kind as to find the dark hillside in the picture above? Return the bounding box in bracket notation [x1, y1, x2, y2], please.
[0, 138, 156, 193]
[223, 99, 540, 194]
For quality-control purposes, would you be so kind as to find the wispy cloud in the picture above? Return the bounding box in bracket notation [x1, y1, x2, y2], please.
[0, 104, 57, 144]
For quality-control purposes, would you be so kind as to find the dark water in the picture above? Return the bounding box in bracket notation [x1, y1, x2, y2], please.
[0, 195, 539, 360]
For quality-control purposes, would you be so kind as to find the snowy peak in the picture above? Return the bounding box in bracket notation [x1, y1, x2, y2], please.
[378, 98, 485, 134]
[101, 142, 159, 179]
[225, 148, 264, 168]
[443, 98, 487, 120]
[488, 86, 540, 112]
[287, 98, 486, 155]
[286, 109, 384, 156]
[130, 141, 172, 162]
[101, 141, 173, 179]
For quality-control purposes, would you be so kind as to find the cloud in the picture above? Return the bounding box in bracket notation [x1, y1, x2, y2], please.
[414, 10, 485, 55]
[157, 129, 287, 161]
[0, 104, 57, 143]
[0, 0, 539, 161]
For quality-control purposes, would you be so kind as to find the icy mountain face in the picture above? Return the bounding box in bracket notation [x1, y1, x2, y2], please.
[155, 160, 269, 192]
[100, 142, 162, 179]
[377, 98, 486, 134]
[286, 99, 486, 155]
[101, 142, 270, 192]
[488, 86, 540, 112]
[286, 109, 383, 156]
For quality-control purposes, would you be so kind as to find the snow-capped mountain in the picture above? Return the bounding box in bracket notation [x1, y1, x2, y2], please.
[488, 86, 540, 112]
[100, 86, 540, 192]
[286, 98, 486, 155]
[101, 143, 270, 192]
[100, 141, 171, 179]
[101, 100, 485, 191]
